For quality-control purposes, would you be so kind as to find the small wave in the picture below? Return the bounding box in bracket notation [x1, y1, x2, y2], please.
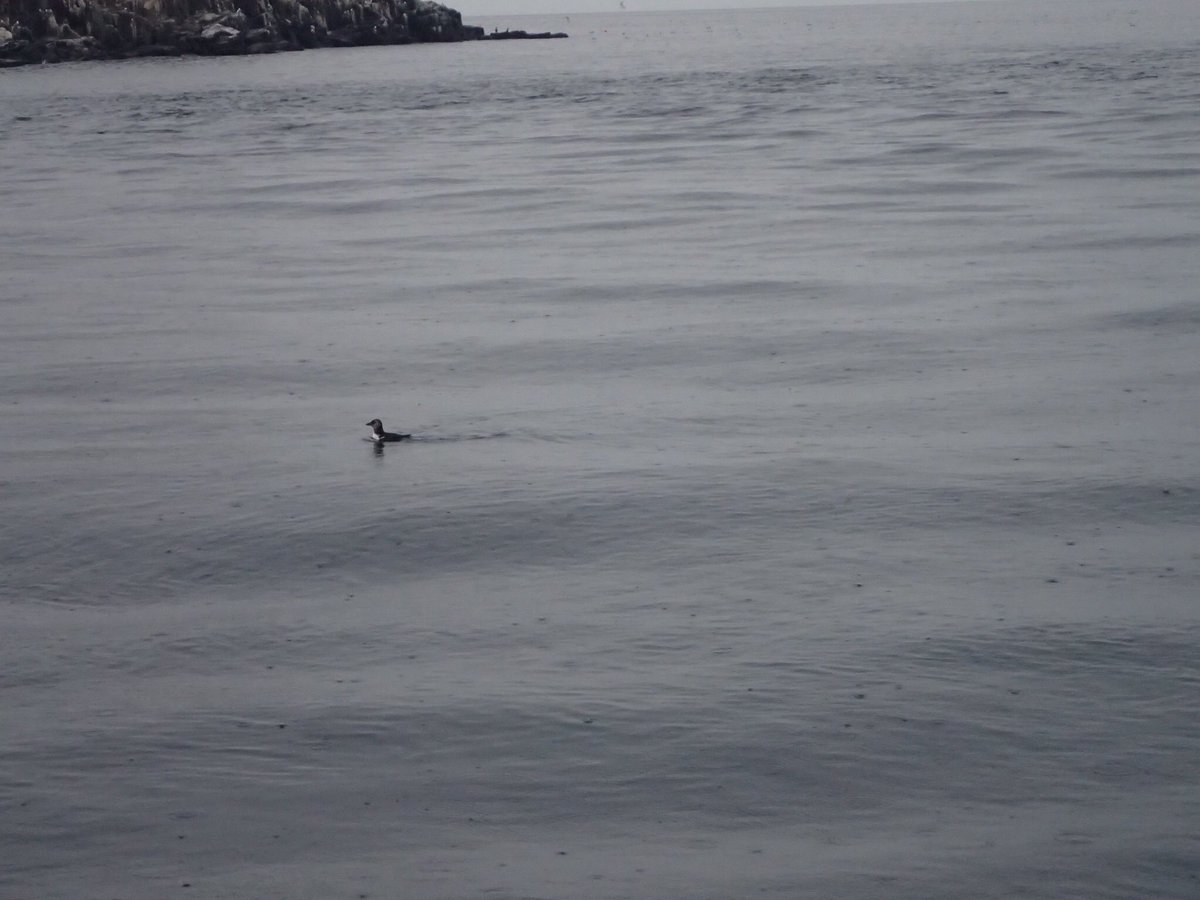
[1101, 303, 1200, 331]
[387, 429, 597, 445]
[405, 431, 510, 444]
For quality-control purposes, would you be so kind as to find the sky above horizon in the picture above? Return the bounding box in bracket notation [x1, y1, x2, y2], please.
[454, 0, 978, 18]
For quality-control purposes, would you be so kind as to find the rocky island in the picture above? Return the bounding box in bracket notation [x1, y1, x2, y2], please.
[0, 0, 566, 67]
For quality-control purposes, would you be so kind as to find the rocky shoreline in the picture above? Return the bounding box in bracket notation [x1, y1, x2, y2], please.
[0, 0, 566, 67]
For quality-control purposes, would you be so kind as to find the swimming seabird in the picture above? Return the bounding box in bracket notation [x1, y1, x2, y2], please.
[366, 418, 411, 443]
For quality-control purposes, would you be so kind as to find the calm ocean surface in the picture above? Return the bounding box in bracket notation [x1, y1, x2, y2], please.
[2, 0, 1199, 896]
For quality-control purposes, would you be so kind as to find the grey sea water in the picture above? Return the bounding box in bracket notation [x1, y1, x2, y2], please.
[2, 0, 1199, 897]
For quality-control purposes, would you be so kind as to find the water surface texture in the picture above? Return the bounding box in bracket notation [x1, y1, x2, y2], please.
[2, 1, 1199, 897]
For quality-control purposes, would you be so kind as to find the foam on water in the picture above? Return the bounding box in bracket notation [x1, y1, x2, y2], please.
[2, 1, 1199, 897]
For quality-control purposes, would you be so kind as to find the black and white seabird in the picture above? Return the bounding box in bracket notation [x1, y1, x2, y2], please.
[366, 418, 411, 443]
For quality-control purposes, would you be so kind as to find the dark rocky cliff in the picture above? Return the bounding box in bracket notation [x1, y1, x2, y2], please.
[0, 0, 501, 66]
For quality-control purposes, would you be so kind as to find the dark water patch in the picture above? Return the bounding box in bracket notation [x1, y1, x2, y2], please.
[0, 692, 1096, 833]
[983, 106, 1072, 120]
[662, 188, 761, 209]
[773, 126, 827, 139]
[1037, 232, 1200, 251]
[896, 622, 1200, 683]
[1050, 166, 1200, 180]
[741, 67, 828, 92]
[5, 356, 419, 403]
[7, 451, 1192, 610]
[1100, 303, 1200, 332]
[924, 478, 1200, 529]
[457, 276, 835, 307]
[883, 141, 956, 156]
[519, 213, 694, 234]
[11, 619, 1198, 848]
[236, 175, 383, 197]
[176, 195, 421, 217]
[815, 178, 1019, 196]
[954, 144, 1071, 163]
